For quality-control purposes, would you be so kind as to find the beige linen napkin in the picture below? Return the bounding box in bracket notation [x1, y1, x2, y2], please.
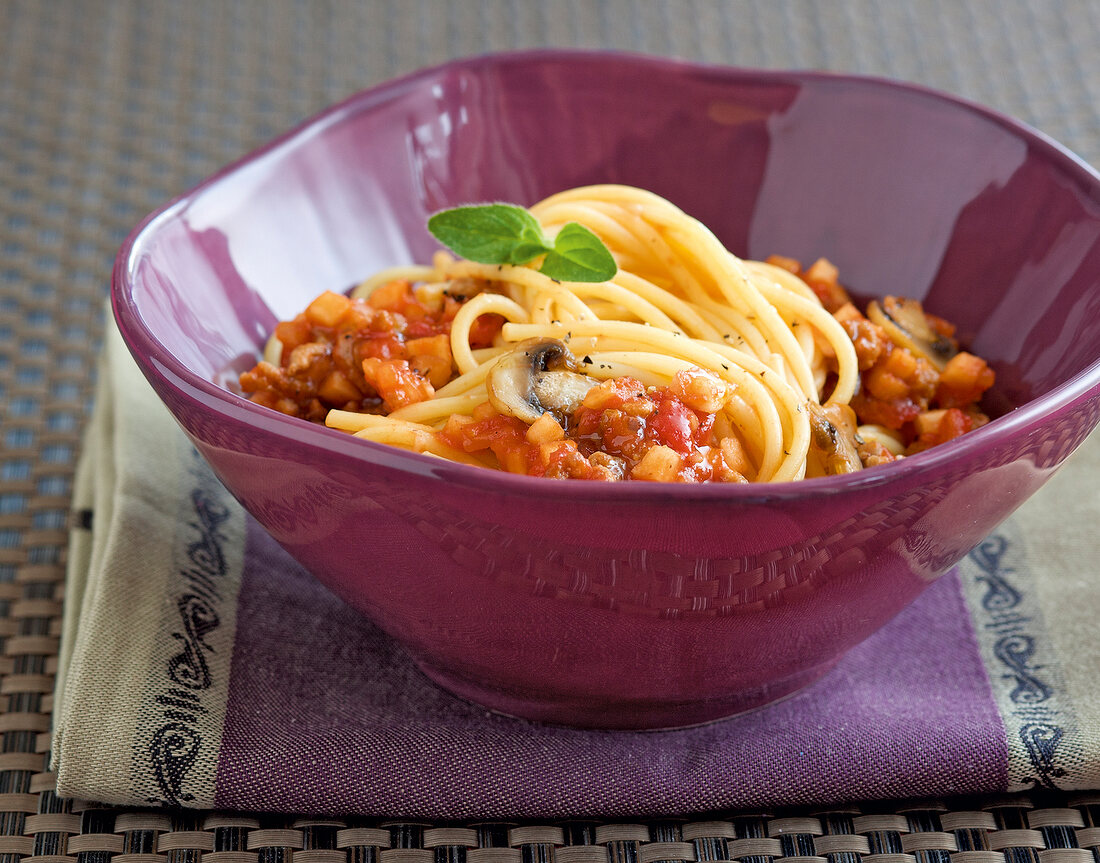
[956, 433, 1100, 789]
[52, 319, 1100, 815]
[53, 320, 246, 806]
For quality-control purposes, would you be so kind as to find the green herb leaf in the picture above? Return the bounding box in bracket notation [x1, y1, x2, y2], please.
[427, 203, 617, 283]
[427, 204, 551, 265]
[539, 222, 618, 283]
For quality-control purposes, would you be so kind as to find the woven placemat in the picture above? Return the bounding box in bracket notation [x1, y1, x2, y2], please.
[3, 0, 1100, 854]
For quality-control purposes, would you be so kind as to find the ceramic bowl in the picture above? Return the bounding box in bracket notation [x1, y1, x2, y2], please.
[113, 51, 1100, 729]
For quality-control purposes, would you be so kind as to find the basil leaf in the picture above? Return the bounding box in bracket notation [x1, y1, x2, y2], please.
[428, 204, 552, 265]
[538, 222, 618, 283]
[426, 203, 618, 283]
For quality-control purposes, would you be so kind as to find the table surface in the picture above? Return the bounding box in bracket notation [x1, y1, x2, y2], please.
[2, 0, 1100, 854]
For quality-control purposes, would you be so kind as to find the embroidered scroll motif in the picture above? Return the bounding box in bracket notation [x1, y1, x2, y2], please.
[147, 482, 231, 805]
[965, 533, 1070, 791]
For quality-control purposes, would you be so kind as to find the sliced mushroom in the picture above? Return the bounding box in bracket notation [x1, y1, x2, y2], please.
[866, 296, 957, 370]
[806, 402, 863, 476]
[487, 337, 599, 425]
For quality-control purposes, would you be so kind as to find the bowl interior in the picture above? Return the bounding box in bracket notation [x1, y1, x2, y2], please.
[121, 52, 1100, 446]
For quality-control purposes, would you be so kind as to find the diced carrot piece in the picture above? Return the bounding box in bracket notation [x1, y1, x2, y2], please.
[866, 366, 909, 401]
[832, 302, 863, 324]
[582, 380, 623, 411]
[527, 413, 566, 445]
[883, 346, 918, 379]
[669, 368, 728, 413]
[912, 407, 972, 450]
[318, 369, 361, 404]
[631, 445, 683, 482]
[472, 401, 496, 421]
[765, 254, 802, 274]
[408, 355, 453, 390]
[439, 413, 474, 444]
[936, 351, 995, 408]
[804, 258, 851, 311]
[306, 291, 351, 327]
[842, 315, 888, 370]
[539, 440, 568, 466]
[274, 316, 313, 353]
[335, 300, 374, 332]
[406, 334, 451, 361]
[720, 435, 750, 475]
[361, 357, 434, 412]
[913, 409, 949, 436]
[500, 448, 529, 475]
[366, 280, 413, 312]
[805, 257, 839, 285]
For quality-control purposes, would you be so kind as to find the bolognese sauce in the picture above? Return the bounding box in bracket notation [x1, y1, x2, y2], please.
[241, 255, 996, 482]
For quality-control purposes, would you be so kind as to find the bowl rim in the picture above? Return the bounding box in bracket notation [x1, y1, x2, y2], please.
[112, 48, 1100, 504]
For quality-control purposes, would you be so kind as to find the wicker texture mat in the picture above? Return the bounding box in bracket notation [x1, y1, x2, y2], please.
[3, 0, 1100, 853]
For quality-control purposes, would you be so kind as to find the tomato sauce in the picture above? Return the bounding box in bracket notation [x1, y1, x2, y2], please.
[241, 262, 997, 482]
[239, 281, 503, 420]
[439, 372, 741, 482]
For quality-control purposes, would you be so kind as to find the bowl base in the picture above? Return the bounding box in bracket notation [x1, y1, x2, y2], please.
[413, 657, 840, 730]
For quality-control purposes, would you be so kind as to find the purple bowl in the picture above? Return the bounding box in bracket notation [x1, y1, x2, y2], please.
[113, 51, 1100, 729]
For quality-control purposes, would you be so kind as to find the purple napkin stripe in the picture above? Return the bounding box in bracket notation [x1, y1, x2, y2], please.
[213, 518, 1008, 818]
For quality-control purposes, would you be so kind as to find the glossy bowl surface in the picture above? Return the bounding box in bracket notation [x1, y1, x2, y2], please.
[114, 51, 1100, 728]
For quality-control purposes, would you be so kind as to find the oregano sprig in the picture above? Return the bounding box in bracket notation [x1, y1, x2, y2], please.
[427, 203, 617, 283]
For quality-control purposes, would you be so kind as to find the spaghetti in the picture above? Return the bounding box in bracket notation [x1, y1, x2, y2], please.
[240, 185, 994, 482]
